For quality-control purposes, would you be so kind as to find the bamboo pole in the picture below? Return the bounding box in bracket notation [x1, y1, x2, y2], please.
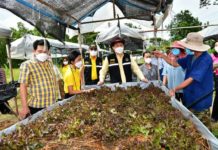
[77, 24, 85, 88]
[6, 39, 19, 116]
[80, 14, 151, 24]
[153, 16, 161, 83]
[113, 0, 116, 19]
[139, 24, 218, 33]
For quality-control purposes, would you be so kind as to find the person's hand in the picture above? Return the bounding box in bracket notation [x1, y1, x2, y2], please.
[153, 51, 164, 58]
[19, 107, 30, 120]
[169, 89, 175, 97]
[141, 78, 148, 83]
[84, 88, 96, 93]
[97, 81, 104, 86]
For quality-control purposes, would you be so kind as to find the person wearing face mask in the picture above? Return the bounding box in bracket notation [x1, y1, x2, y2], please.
[63, 50, 90, 98]
[140, 52, 158, 81]
[154, 33, 213, 125]
[18, 39, 57, 119]
[98, 37, 148, 85]
[162, 42, 186, 103]
[211, 42, 218, 122]
[62, 57, 69, 78]
[84, 44, 102, 85]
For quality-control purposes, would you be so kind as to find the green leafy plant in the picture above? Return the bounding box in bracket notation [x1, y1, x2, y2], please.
[0, 86, 209, 149]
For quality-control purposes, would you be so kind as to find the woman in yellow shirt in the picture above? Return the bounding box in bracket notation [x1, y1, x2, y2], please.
[62, 57, 69, 78]
[64, 50, 89, 98]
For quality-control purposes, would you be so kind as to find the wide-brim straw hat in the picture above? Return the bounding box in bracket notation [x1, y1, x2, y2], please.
[178, 32, 210, 52]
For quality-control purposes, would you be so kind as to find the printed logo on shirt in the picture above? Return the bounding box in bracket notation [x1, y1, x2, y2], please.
[85, 61, 89, 64]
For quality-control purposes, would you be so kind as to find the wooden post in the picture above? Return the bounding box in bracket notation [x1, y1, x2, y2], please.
[6, 39, 19, 116]
[78, 23, 83, 57]
[153, 17, 161, 83]
[78, 24, 85, 88]
[113, 0, 116, 19]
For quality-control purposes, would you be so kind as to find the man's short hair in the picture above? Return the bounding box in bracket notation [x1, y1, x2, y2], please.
[33, 39, 50, 50]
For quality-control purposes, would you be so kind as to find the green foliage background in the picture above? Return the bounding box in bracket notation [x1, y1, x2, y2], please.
[168, 10, 202, 41]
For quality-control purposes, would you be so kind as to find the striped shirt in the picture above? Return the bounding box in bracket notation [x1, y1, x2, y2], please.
[18, 59, 57, 108]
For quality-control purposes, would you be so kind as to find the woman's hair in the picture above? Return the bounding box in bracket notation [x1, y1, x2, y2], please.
[62, 57, 68, 67]
[68, 50, 81, 63]
[142, 51, 150, 57]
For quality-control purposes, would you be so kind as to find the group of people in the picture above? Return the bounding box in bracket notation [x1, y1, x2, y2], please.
[1, 32, 218, 125]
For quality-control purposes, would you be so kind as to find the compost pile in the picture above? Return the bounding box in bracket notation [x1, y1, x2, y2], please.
[0, 86, 209, 150]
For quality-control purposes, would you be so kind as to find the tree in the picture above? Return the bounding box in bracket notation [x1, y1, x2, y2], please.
[66, 32, 98, 45]
[11, 22, 44, 40]
[168, 10, 202, 41]
[0, 22, 43, 67]
[147, 38, 170, 51]
[0, 39, 7, 67]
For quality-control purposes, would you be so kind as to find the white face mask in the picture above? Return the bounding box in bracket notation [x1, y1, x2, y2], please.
[115, 47, 124, 54]
[35, 53, 48, 62]
[90, 51, 97, 56]
[63, 61, 68, 65]
[144, 58, 152, 64]
[215, 47, 218, 53]
[75, 61, 83, 69]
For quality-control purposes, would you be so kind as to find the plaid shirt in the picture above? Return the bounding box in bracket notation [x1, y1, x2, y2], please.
[19, 59, 57, 108]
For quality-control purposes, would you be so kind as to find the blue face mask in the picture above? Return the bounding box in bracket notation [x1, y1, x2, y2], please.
[185, 48, 194, 55]
[171, 48, 180, 56]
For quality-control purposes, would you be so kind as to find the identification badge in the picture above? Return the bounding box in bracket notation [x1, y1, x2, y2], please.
[85, 61, 89, 64]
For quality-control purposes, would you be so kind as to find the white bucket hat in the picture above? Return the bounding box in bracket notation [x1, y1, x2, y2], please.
[178, 32, 210, 52]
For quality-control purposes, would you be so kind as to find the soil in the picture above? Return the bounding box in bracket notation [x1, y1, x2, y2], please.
[0, 85, 209, 150]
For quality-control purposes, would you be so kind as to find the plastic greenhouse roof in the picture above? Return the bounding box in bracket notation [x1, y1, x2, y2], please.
[0, 0, 173, 41]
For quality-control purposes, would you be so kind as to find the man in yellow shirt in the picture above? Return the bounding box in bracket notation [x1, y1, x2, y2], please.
[64, 50, 90, 98]
[98, 37, 148, 85]
[84, 44, 102, 85]
[19, 39, 57, 119]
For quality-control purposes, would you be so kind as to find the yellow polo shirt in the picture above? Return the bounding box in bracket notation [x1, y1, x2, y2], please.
[64, 66, 81, 93]
[62, 65, 69, 78]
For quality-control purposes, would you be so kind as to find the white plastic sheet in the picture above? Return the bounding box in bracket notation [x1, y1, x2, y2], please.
[0, 81, 218, 149]
[95, 23, 144, 43]
[0, 24, 11, 38]
[10, 34, 89, 59]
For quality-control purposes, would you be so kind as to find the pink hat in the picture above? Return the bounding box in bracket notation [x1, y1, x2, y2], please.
[170, 41, 185, 49]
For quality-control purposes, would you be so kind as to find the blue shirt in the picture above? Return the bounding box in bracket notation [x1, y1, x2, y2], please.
[162, 64, 185, 93]
[177, 52, 213, 111]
